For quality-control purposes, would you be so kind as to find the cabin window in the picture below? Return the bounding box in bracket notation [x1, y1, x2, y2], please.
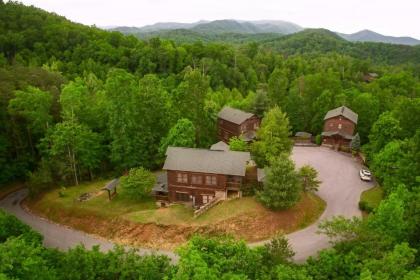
[338, 124, 342, 129]
[175, 192, 190, 202]
[202, 194, 214, 204]
[253, 122, 258, 129]
[205, 175, 217, 185]
[191, 175, 203, 185]
[176, 173, 188, 183]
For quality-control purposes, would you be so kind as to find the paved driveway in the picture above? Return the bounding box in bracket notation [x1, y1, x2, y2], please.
[0, 146, 372, 263]
[251, 146, 373, 261]
[0, 189, 178, 262]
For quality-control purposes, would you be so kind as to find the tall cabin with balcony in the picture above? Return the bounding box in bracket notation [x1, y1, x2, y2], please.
[322, 106, 358, 149]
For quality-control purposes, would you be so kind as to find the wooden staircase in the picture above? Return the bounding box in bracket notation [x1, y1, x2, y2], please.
[193, 197, 222, 218]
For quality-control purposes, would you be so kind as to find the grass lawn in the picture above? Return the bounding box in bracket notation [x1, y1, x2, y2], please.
[361, 186, 384, 208]
[27, 179, 326, 248]
[127, 197, 264, 226]
[360, 186, 384, 214]
[127, 192, 325, 230]
[28, 179, 157, 221]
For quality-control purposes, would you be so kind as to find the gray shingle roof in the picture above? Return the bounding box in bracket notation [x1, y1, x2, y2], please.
[210, 141, 230, 151]
[217, 106, 255, 125]
[324, 106, 358, 124]
[163, 147, 251, 176]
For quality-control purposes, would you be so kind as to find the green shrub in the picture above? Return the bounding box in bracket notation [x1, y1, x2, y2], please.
[0, 210, 42, 244]
[359, 200, 374, 213]
[315, 135, 322, 145]
[58, 186, 67, 198]
[120, 167, 156, 200]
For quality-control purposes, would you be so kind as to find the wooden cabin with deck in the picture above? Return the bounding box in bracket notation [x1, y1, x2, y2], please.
[153, 147, 262, 208]
[217, 107, 260, 143]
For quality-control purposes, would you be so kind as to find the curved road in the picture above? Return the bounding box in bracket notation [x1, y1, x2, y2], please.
[0, 146, 372, 262]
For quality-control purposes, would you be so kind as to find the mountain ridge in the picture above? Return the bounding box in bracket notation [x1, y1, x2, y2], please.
[108, 20, 420, 46]
[337, 29, 420, 46]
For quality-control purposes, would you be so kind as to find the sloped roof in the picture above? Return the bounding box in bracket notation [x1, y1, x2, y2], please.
[324, 106, 358, 124]
[217, 106, 255, 125]
[210, 141, 230, 151]
[102, 179, 119, 192]
[163, 147, 251, 176]
[322, 131, 354, 140]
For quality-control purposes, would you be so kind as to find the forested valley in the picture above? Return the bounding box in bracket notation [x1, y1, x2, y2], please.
[0, 1, 419, 279]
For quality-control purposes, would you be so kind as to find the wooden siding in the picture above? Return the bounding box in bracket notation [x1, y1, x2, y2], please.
[166, 170, 245, 206]
[218, 118, 240, 142]
[323, 116, 355, 135]
[217, 116, 260, 143]
[322, 116, 355, 148]
[167, 170, 225, 206]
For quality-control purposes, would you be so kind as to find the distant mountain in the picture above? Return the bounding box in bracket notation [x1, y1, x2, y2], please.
[189, 19, 303, 34]
[109, 19, 303, 36]
[338, 30, 420, 46]
[249, 20, 303, 34]
[109, 20, 419, 46]
[263, 29, 420, 65]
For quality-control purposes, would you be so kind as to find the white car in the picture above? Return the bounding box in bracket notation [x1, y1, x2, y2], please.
[359, 169, 372, 181]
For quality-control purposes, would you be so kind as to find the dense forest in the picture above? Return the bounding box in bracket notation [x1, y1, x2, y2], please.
[0, 1, 419, 279]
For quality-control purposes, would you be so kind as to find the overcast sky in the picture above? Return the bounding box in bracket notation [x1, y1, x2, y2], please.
[13, 0, 420, 38]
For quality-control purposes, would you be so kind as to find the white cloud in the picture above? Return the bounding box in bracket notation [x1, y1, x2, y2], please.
[12, 0, 420, 38]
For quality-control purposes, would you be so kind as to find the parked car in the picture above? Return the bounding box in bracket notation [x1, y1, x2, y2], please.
[359, 169, 372, 181]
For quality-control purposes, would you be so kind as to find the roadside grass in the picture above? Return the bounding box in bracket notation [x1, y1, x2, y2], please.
[296, 193, 326, 229]
[359, 186, 384, 215]
[0, 182, 24, 200]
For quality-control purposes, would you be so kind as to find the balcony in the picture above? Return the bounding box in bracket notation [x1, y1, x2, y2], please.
[155, 194, 169, 201]
[226, 181, 241, 190]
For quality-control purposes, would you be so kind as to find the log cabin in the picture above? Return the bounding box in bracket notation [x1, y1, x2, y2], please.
[217, 107, 260, 143]
[322, 106, 358, 149]
[153, 147, 258, 208]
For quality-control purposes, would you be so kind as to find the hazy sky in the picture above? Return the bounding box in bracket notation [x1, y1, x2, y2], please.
[14, 0, 420, 38]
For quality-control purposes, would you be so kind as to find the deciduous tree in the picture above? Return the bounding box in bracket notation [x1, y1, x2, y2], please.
[298, 165, 321, 193]
[120, 167, 156, 200]
[251, 106, 292, 167]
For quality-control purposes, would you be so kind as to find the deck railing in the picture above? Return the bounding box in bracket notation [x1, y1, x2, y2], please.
[193, 197, 222, 218]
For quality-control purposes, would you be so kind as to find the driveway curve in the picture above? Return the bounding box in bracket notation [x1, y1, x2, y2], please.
[0, 188, 178, 262]
[251, 146, 373, 261]
[0, 146, 372, 263]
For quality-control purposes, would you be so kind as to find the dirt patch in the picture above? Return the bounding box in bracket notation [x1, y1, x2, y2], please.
[25, 193, 325, 250]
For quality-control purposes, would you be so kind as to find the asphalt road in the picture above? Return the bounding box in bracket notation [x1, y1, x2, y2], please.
[0, 146, 372, 263]
[251, 146, 373, 261]
[0, 188, 178, 262]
